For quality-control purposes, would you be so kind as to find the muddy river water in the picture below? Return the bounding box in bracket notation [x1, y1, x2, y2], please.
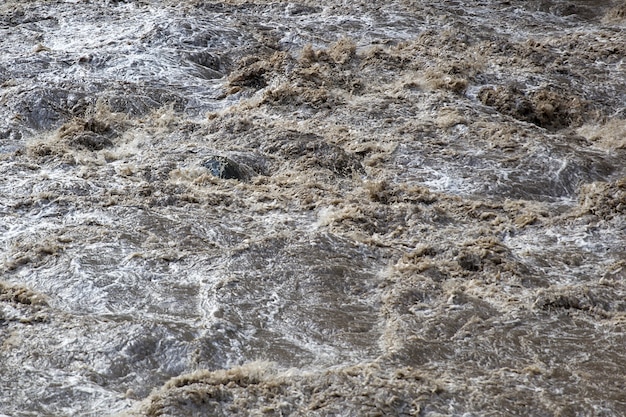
[0, 0, 625, 415]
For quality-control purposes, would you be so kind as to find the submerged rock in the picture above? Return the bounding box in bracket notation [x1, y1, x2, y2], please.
[201, 155, 252, 181]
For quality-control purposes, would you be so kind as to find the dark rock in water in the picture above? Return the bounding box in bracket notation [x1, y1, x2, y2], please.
[457, 252, 482, 271]
[202, 156, 251, 181]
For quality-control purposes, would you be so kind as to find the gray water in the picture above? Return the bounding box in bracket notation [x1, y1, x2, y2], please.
[1, 0, 625, 416]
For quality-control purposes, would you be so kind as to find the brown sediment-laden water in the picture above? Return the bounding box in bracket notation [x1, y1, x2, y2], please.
[1, 0, 625, 415]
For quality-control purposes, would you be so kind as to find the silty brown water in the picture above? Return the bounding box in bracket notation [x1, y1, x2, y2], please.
[0, 0, 625, 415]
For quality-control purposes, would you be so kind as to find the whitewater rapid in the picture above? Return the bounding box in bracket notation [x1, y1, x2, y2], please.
[1, 0, 625, 416]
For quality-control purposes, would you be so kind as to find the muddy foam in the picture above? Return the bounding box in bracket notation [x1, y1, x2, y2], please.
[1, 0, 625, 416]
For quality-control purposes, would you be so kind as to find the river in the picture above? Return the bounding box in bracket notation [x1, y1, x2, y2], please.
[0, 0, 625, 416]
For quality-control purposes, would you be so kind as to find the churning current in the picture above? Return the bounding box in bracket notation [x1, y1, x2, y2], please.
[1, 0, 625, 416]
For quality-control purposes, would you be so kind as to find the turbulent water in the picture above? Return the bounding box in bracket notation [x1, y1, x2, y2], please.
[1, 0, 625, 415]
